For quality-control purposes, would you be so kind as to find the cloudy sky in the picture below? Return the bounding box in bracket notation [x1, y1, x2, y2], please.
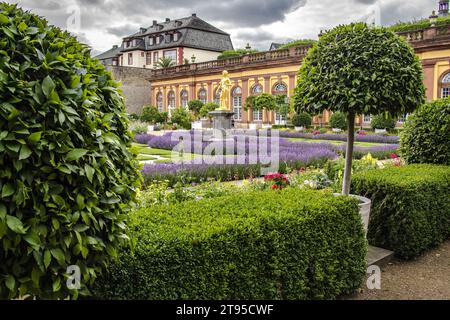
[11, 0, 436, 55]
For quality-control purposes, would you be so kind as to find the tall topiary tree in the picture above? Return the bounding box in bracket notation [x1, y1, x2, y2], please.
[294, 23, 425, 195]
[0, 3, 140, 299]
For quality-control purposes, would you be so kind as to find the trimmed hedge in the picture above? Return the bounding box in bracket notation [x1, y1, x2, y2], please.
[92, 189, 367, 299]
[353, 165, 450, 259]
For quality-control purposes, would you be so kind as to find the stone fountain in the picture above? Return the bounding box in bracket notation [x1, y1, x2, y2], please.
[208, 70, 235, 140]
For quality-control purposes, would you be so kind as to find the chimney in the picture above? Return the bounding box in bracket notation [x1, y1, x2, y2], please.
[152, 20, 157, 27]
[165, 18, 170, 22]
[192, 13, 197, 17]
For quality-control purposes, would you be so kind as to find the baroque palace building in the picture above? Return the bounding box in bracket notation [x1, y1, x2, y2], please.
[149, 16, 450, 128]
[98, 2, 450, 128]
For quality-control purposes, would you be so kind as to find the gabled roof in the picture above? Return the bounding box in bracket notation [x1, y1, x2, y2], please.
[95, 45, 122, 60]
[126, 15, 229, 39]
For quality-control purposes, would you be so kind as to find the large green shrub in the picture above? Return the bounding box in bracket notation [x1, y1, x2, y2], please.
[0, 3, 140, 299]
[371, 114, 396, 131]
[353, 165, 450, 259]
[171, 108, 193, 129]
[92, 189, 367, 299]
[400, 98, 450, 165]
[140, 106, 160, 123]
[294, 22, 425, 195]
[292, 112, 312, 127]
[329, 112, 348, 130]
[187, 100, 204, 115]
[199, 103, 218, 119]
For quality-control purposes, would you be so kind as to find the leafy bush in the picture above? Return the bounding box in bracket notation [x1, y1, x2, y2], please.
[278, 39, 316, 49]
[92, 189, 367, 299]
[141, 106, 167, 124]
[329, 112, 348, 130]
[0, 3, 140, 299]
[352, 165, 450, 259]
[217, 49, 258, 60]
[400, 98, 450, 165]
[371, 114, 396, 130]
[292, 112, 312, 128]
[187, 100, 204, 116]
[129, 120, 148, 135]
[170, 108, 193, 129]
[199, 103, 218, 119]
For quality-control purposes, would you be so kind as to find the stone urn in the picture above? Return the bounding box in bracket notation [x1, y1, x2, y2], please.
[147, 124, 155, 133]
[295, 126, 305, 132]
[335, 194, 371, 236]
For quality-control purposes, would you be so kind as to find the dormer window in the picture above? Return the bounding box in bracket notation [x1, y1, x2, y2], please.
[165, 34, 171, 43]
[173, 33, 179, 42]
[156, 36, 160, 44]
[149, 37, 154, 45]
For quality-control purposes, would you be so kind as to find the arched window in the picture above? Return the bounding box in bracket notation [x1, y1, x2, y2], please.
[232, 86, 242, 121]
[441, 72, 450, 98]
[214, 87, 221, 105]
[156, 92, 163, 112]
[272, 82, 288, 124]
[167, 91, 175, 111]
[180, 90, 188, 108]
[272, 82, 287, 95]
[251, 83, 263, 121]
[251, 83, 263, 95]
[198, 88, 207, 104]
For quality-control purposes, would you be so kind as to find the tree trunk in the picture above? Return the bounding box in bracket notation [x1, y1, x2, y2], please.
[342, 112, 356, 195]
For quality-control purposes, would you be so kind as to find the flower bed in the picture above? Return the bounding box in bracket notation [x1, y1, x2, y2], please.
[279, 131, 400, 144]
[92, 189, 367, 299]
[334, 144, 400, 160]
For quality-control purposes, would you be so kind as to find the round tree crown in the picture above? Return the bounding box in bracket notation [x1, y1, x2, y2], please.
[294, 23, 425, 116]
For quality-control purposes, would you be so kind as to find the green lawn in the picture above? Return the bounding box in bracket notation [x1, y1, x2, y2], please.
[287, 138, 382, 147]
[132, 143, 200, 162]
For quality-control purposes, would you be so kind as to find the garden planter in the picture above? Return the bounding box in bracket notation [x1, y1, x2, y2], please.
[147, 125, 155, 133]
[263, 124, 272, 129]
[334, 194, 371, 236]
[375, 128, 387, 134]
[332, 128, 342, 133]
[192, 121, 203, 130]
[295, 126, 305, 132]
[249, 123, 258, 130]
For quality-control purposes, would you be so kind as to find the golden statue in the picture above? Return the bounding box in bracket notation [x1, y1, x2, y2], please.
[219, 70, 232, 110]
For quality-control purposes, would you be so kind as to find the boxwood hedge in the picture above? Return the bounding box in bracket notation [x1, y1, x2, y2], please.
[353, 165, 450, 259]
[92, 189, 367, 300]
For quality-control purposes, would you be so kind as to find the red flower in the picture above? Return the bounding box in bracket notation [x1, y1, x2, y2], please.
[299, 167, 306, 173]
[390, 153, 399, 159]
[271, 185, 278, 190]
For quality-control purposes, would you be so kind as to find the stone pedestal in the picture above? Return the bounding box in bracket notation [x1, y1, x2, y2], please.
[209, 110, 235, 130]
[207, 110, 235, 141]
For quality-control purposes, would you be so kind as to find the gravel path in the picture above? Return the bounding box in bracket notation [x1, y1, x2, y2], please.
[350, 240, 450, 300]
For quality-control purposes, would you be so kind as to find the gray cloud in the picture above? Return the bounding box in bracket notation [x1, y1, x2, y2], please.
[11, 0, 439, 53]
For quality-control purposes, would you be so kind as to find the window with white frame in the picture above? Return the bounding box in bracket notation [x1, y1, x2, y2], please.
[253, 109, 263, 121]
[180, 90, 188, 108]
[363, 114, 372, 123]
[232, 87, 242, 121]
[156, 92, 163, 112]
[198, 89, 207, 104]
[214, 88, 221, 105]
[441, 73, 450, 98]
[167, 91, 175, 112]
[164, 50, 177, 62]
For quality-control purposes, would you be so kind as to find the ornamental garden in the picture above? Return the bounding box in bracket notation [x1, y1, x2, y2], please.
[0, 3, 449, 300]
